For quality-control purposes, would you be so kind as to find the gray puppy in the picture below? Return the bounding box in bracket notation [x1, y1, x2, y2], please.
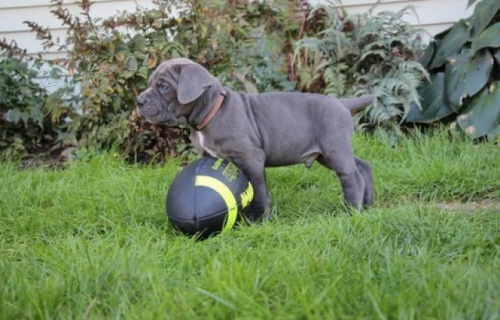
[137, 58, 374, 221]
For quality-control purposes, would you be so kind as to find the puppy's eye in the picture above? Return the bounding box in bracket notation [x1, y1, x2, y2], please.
[157, 82, 170, 94]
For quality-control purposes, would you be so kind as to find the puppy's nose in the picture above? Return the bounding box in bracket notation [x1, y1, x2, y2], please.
[137, 95, 147, 108]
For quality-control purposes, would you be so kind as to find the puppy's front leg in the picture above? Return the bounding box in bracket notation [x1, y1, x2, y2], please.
[232, 157, 270, 222]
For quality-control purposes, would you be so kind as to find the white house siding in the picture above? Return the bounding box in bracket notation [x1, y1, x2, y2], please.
[322, 0, 476, 38]
[0, 0, 476, 58]
[0, 0, 157, 90]
[0, 0, 157, 59]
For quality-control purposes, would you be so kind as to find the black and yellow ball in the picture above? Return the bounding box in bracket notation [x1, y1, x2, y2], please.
[166, 157, 253, 238]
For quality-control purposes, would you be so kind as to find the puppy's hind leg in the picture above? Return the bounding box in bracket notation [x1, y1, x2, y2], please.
[355, 157, 374, 208]
[317, 151, 365, 210]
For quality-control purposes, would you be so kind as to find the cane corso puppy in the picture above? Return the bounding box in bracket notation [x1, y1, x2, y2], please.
[137, 58, 374, 221]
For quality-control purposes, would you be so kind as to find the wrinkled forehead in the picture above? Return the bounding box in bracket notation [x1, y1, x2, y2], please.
[147, 58, 197, 87]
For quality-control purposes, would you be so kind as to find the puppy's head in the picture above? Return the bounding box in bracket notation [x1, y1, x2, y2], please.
[136, 58, 220, 126]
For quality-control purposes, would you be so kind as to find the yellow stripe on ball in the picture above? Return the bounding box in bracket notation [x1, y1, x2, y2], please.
[195, 175, 238, 234]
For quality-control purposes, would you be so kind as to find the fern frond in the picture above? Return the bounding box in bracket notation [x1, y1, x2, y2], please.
[398, 5, 420, 24]
[293, 37, 328, 67]
[360, 49, 389, 61]
[294, 37, 326, 55]
[309, 4, 343, 30]
[398, 60, 429, 80]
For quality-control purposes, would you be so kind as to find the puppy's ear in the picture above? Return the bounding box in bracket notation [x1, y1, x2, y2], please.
[177, 64, 213, 104]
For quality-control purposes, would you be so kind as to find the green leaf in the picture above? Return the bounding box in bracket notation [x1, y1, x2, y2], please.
[471, 0, 500, 36]
[29, 105, 45, 128]
[467, 0, 478, 8]
[132, 34, 146, 52]
[406, 73, 454, 123]
[471, 23, 500, 55]
[457, 81, 500, 139]
[122, 70, 136, 79]
[494, 48, 500, 66]
[445, 50, 494, 111]
[430, 20, 471, 70]
[7, 109, 23, 124]
[418, 41, 435, 68]
[433, 27, 451, 42]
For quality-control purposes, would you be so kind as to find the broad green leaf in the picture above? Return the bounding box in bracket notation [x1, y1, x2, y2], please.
[406, 73, 453, 123]
[430, 20, 471, 70]
[494, 48, 500, 66]
[457, 81, 500, 139]
[471, 0, 500, 36]
[419, 41, 435, 68]
[467, 0, 478, 8]
[471, 23, 500, 55]
[445, 50, 494, 111]
[433, 27, 451, 42]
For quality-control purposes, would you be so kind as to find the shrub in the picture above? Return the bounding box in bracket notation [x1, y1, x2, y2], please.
[406, 0, 500, 140]
[0, 57, 72, 159]
[293, 4, 429, 140]
[1, 0, 304, 162]
[1, 0, 443, 161]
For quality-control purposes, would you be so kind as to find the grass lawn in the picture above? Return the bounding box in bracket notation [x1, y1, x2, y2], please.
[1, 132, 499, 319]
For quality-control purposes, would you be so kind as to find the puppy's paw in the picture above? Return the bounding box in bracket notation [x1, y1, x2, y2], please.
[243, 210, 270, 223]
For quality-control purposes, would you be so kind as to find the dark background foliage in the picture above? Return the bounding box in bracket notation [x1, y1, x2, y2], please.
[406, 0, 500, 140]
[2, 0, 312, 162]
[3, 0, 496, 164]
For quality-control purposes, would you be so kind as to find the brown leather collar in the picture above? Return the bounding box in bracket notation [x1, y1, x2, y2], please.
[195, 89, 227, 131]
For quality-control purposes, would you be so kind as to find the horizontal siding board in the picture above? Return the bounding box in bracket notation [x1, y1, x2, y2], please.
[0, 0, 157, 55]
[313, 0, 474, 31]
[0, 7, 81, 33]
[333, 0, 473, 24]
[312, 0, 426, 5]
[0, 0, 135, 9]
[1, 29, 69, 54]
[0, 0, 157, 32]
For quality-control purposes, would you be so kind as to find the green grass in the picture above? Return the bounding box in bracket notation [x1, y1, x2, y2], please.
[1, 132, 499, 319]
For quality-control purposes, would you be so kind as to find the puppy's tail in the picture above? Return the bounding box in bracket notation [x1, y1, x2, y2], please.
[340, 95, 374, 111]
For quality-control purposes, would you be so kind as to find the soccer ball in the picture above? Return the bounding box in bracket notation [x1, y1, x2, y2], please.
[166, 157, 253, 238]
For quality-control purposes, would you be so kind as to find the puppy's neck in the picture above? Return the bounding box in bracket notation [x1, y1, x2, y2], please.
[192, 89, 227, 131]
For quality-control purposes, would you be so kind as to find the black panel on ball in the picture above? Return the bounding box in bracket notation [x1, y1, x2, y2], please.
[166, 160, 198, 221]
[166, 157, 253, 238]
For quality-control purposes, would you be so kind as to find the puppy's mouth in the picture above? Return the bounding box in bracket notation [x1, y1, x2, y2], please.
[137, 105, 161, 120]
[137, 109, 176, 126]
[160, 119, 177, 126]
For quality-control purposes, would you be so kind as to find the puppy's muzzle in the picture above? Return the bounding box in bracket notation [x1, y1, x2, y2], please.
[136, 95, 150, 109]
[136, 94, 161, 121]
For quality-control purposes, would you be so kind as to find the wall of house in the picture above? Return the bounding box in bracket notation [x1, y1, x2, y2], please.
[0, 0, 478, 80]
[1, 0, 475, 58]
[0, 0, 157, 59]
[315, 0, 475, 36]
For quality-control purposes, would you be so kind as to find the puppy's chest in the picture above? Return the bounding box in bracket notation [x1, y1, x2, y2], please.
[190, 131, 222, 158]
